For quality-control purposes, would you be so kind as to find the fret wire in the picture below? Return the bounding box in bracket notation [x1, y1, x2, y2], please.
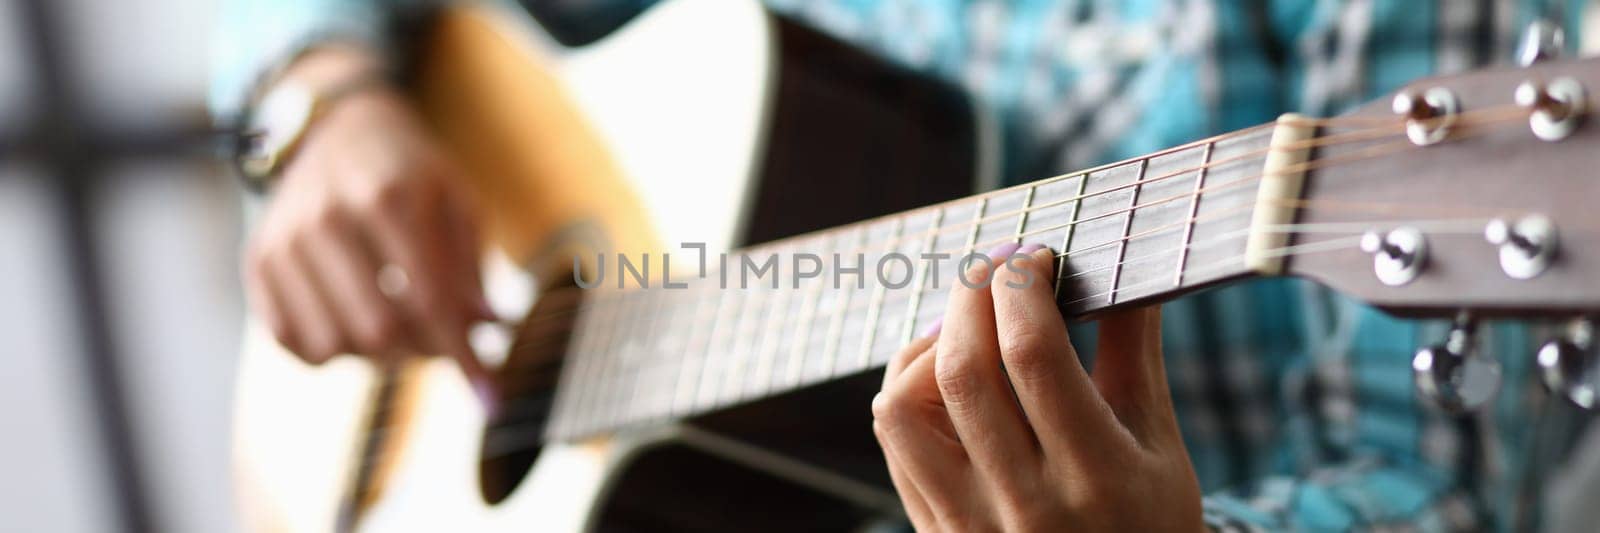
[624, 285, 671, 425]
[684, 121, 1417, 280]
[579, 290, 628, 435]
[590, 290, 626, 431]
[639, 285, 684, 422]
[821, 226, 869, 378]
[1055, 172, 1089, 301]
[965, 197, 988, 257]
[719, 261, 779, 404]
[564, 290, 609, 435]
[695, 271, 749, 410]
[748, 128, 1272, 266]
[544, 119, 1466, 440]
[749, 247, 797, 399]
[547, 291, 601, 437]
[857, 217, 903, 369]
[602, 286, 648, 428]
[664, 285, 703, 418]
[785, 236, 831, 388]
[611, 285, 652, 427]
[671, 279, 724, 417]
[1108, 159, 1148, 305]
[900, 206, 944, 345]
[1174, 142, 1213, 287]
[619, 287, 659, 425]
[1014, 185, 1036, 244]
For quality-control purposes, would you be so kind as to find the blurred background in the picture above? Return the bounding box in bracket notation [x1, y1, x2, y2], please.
[0, 0, 243, 532]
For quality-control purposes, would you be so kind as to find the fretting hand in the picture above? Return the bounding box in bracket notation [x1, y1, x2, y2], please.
[873, 242, 1204, 532]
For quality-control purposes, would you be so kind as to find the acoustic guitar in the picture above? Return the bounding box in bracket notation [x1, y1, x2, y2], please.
[233, 1, 1600, 531]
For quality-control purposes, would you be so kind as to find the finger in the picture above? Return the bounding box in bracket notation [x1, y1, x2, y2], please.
[364, 183, 475, 361]
[272, 244, 348, 363]
[437, 315, 496, 414]
[409, 192, 494, 401]
[300, 207, 404, 355]
[873, 421, 937, 530]
[872, 347, 970, 526]
[1093, 305, 1180, 446]
[884, 330, 938, 389]
[936, 243, 1038, 483]
[363, 182, 448, 335]
[244, 248, 297, 354]
[990, 245, 1131, 459]
[439, 179, 493, 321]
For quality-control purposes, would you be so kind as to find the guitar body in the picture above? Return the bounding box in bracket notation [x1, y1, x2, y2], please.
[233, 1, 983, 531]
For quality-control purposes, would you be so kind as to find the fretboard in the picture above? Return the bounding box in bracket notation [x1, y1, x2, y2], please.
[544, 123, 1280, 441]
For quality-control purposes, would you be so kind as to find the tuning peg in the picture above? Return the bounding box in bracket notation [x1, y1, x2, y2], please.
[1518, 19, 1564, 67]
[1414, 313, 1501, 414]
[1360, 227, 1427, 286]
[1538, 318, 1599, 409]
[1515, 77, 1587, 142]
[1392, 88, 1458, 146]
[1484, 215, 1558, 279]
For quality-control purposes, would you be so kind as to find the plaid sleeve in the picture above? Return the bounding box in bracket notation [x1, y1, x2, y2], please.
[1200, 459, 1479, 532]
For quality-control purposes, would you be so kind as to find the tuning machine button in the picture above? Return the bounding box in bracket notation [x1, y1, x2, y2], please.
[1393, 88, 1459, 146]
[1361, 227, 1427, 286]
[1484, 215, 1557, 280]
[1515, 77, 1586, 141]
[1414, 313, 1501, 414]
[1538, 318, 1598, 409]
[1517, 19, 1565, 67]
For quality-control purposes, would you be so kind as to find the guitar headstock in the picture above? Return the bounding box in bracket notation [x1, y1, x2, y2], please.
[1286, 56, 1600, 320]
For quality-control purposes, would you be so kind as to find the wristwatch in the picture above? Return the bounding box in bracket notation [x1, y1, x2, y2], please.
[234, 72, 386, 190]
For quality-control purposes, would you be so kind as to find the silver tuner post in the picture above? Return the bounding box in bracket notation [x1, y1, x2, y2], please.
[1484, 215, 1558, 279]
[1392, 88, 1459, 146]
[1517, 18, 1565, 67]
[1538, 318, 1599, 409]
[1414, 313, 1502, 414]
[1361, 227, 1428, 286]
[1515, 77, 1587, 141]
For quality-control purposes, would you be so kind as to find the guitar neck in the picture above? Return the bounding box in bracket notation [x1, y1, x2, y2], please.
[545, 118, 1299, 440]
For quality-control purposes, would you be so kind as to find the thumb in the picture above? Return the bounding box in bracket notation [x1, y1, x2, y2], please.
[1090, 305, 1177, 444]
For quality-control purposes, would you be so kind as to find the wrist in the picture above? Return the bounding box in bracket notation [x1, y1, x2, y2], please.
[236, 44, 394, 191]
[272, 44, 387, 97]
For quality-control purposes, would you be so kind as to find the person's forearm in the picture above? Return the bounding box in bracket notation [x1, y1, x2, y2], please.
[271, 44, 387, 96]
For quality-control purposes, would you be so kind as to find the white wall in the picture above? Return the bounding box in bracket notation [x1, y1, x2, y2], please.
[0, 0, 245, 531]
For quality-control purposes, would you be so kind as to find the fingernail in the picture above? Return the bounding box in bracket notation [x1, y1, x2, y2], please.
[920, 318, 943, 338]
[473, 379, 500, 418]
[986, 242, 1022, 260]
[1017, 243, 1045, 255]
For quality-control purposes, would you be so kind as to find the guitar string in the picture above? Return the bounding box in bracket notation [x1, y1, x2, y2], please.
[500, 199, 1507, 366]
[390, 107, 1538, 440]
[495, 179, 1557, 430]
[475, 228, 1431, 458]
[495, 117, 1540, 438]
[558, 205, 1494, 403]
[486, 122, 1400, 334]
[582, 105, 1529, 293]
[536, 115, 1544, 433]
[734, 104, 1532, 263]
[504, 110, 1529, 351]
[360, 105, 1567, 497]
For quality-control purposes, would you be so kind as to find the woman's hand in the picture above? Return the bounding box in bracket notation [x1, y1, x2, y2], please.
[243, 47, 492, 389]
[873, 242, 1204, 532]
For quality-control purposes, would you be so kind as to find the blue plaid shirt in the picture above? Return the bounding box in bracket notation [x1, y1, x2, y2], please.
[214, 1, 1594, 530]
